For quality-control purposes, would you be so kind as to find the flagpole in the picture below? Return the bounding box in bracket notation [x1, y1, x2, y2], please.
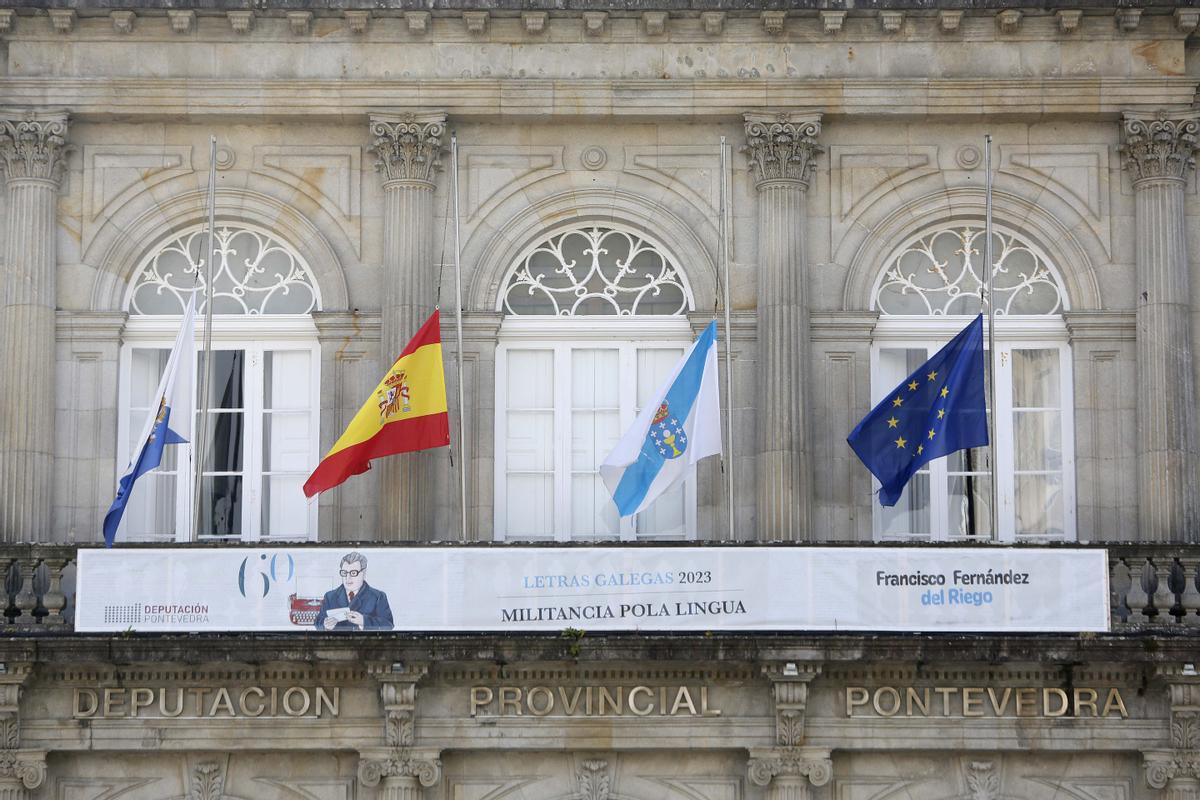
[719, 136, 735, 540]
[450, 135, 469, 542]
[983, 134, 999, 541]
[191, 136, 218, 541]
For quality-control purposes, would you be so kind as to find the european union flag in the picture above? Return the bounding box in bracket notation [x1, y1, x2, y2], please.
[847, 314, 989, 506]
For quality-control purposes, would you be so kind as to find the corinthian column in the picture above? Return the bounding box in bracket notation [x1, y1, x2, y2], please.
[747, 747, 832, 800]
[743, 112, 822, 541]
[358, 749, 442, 800]
[369, 112, 446, 540]
[1120, 111, 1200, 542]
[0, 111, 68, 542]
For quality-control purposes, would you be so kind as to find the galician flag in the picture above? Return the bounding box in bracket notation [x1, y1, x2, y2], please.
[601, 321, 722, 517]
[303, 310, 450, 497]
[103, 290, 197, 547]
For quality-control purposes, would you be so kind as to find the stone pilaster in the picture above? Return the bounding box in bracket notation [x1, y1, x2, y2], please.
[369, 112, 446, 540]
[743, 112, 822, 541]
[371, 661, 429, 747]
[763, 662, 822, 747]
[0, 751, 46, 800]
[0, 110, 68, 543]
[747, 747, 832, 800]
[1145, 667, 1200, 799]
[1120, 111, 1200, 543]
[358, 749, 442, 800]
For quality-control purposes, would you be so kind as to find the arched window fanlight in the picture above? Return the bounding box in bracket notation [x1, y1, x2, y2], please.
[872, 225, 1066, 317]
[127, 223, 321, 315]
[500, 225, 692, 317]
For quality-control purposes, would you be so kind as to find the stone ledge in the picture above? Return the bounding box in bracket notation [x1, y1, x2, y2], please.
[0, 0, 1193, 11]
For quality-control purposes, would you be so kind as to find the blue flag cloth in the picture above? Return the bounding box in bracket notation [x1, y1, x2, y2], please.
[600, 321, 723, 517]
[102, 292, 196, 546]
[847, 314, 989, 507]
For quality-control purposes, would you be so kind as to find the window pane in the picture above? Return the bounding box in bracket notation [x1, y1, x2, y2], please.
[1012, 348, 1060, 408]
[263, 412, 311, 472]
[507, 350, 553, 408]
[200, 412, 245, 472]
[571, 410, 619, 471]
[877, 471, 931, 537]
[947, 472, 992, 539]
[506, 411, 554, 471]
[262, 475, 309, 538]
[198, 475, 242, 537]
[198, 350, 245, 409]
[877, 348, 928, 398]
[637, 348, 683, 409]
[123, 473, 176, 540]
[1014, 411, 1062, 471]
[507, 475, 554, 537]
[572, 349, 619, 408]
[264, 350, 311, 410]
[571, 475, 620, 538]
[1015, 473, 1065, 537]
[131, 349, 169, 408]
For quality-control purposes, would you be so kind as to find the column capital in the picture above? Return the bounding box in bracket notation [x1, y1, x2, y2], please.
[747, 747, 832, 788]
[742, 112, 822, 187]
[1144, 749, 1200, 790]
[762, 661, 822, 747]
[357, 748, 442, 789]
[369, 112, 447, 185]
[1120, 110, 1200, 184]
[370, 662, 430, 747]
[0, 110, 69, 184]
[0, 750, 46, 790]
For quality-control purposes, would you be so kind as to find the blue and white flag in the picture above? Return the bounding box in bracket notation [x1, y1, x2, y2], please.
[601, 321, 722, 517]
[102, 292, 197, 547]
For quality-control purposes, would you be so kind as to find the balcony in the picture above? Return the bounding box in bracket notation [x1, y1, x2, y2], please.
[0, 543, 1194, 633]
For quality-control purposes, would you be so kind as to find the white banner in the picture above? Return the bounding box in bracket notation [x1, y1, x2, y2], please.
[75, 546, 1110, 633]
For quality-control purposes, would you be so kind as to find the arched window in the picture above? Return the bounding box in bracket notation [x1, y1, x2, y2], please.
[494, 224, 698, 541]
[868, 223, 1075, 542]
[117, 223, 322, 543]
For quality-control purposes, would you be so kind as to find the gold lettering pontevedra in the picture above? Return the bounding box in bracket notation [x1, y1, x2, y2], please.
[844, 686, 1129, 719]
[470, 684, 721, 717]
[71, 687, 340, 719]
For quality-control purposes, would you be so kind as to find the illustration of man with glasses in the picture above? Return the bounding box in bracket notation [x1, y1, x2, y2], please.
[313, 551, 394, 631]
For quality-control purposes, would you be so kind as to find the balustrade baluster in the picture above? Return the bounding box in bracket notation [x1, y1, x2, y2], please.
[1180, 558, 1200, 626]
[39, 558, 67, 627]
[1152, 559, 1176, 621]
[14, 557, 38, 625]
[1126, 558, 1152, 623]
[1110, 557, 1132, 626]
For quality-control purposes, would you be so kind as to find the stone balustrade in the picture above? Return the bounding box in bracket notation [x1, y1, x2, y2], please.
[0, 544, 1194, 633]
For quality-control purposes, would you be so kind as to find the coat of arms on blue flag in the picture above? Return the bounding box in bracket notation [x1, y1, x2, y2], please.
[846, 314, 989, 507]
[649, 401, 688, 459]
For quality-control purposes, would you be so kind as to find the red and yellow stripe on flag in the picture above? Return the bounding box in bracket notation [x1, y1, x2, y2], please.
[303, 310, 449, 497]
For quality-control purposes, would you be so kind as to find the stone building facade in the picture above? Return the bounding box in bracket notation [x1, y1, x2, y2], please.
[1, 1, 1200, 799]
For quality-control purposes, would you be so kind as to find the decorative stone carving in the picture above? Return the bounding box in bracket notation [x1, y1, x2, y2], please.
[406, 12, 429, 34]
[821, 12, 845, 34]
[583, 12, 607, 36]
[463, 12, 488, 35]
[1115, 8, 1141, 32]
[939, 10, 963, 32]
[522, 12, 547, 34]
[1145, 668, 1200, 792]
[996, 10, 1021, 34]
[763, 663, 822, 747]
[227, 11, 252, 33]
[111, 11, 135, 34]
[1176, 9, 1200, 34]
[190, 762, 225, 800]
[1121, 112, 1200, 183]
[357, 751, 442, 789]
[1174, 712, 1200, 750]
[965, 762, 1000, 800]
[643, 11, 667, 36]
[0, 751, 46, 791]
[761, 11, 786, 35]
[700, 11, 724, 35]
[344, 11, 368, 33]
[0, 10, 14, 34]
[743, 113, 822, 187]
[1056, 9, 1082, 33]
[374, 663, 429, 747]
[1144, 750, 1200, 790]
[880, 11, 904, 33]
[747, 748, 833, 788]
[0, 111, 70, 183]
[371, 114, 446, 185]
[47, 9, 74, 33]
[167, 10, 194, 33]
[577, 760, 610, 800]
[287, 11, 312, 36]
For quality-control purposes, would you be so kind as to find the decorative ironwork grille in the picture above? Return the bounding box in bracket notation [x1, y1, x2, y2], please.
[872, 225, 1066, 316]
[501, 226, 691, 317]
[128, 224, 320, 315]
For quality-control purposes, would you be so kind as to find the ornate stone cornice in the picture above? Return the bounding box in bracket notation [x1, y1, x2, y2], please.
[372, 662, 429, 747]
[0, 110, 69, 184]
[1120, 110, 1200, 184]
[370, 112, 446, 185]
[747, 747, 832, 788]
[0, 751, 46, 790]
[357, 748, 442, 788]
[743, 112, 822, 187]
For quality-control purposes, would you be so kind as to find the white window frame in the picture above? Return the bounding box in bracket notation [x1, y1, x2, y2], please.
[869, 315, 1076, 543]
[117, 315, 321, 543]
[494, 317, 699, 542]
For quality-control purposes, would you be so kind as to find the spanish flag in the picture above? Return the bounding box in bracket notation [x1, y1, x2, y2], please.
[303, 310, 450, 497]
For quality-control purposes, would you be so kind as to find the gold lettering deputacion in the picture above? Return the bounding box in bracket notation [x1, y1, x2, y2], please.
[69, 686, 340, 719]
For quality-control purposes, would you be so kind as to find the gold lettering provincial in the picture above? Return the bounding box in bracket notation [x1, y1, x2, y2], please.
[598, 687, 623, 715]
[628, 686, 654, 716]
[559, 686, 583, 715]
[499, 686, 523, 716]
[700, 686, 721, 717]
[670, 687, 697, 716]
[527, 686, 554, 716]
